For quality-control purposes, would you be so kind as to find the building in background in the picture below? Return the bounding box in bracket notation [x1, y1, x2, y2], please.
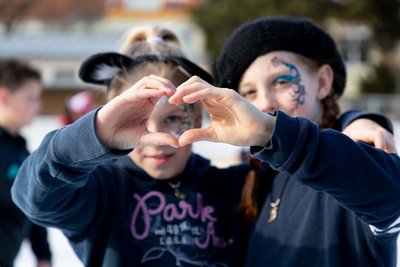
[326, 19, 400, 118]
[0, 0, 399, 117]
[0, 0, 208, 115]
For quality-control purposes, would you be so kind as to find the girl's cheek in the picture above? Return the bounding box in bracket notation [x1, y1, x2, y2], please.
[275, 92, 301, 115]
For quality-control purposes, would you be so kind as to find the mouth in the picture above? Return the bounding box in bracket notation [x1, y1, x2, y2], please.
[147, 153, 174, 165]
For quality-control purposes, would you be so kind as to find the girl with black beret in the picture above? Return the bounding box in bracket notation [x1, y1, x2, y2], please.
[174, 16, 400, 267]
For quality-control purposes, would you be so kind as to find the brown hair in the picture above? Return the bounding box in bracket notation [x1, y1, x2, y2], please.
[0, 59, 41, 92]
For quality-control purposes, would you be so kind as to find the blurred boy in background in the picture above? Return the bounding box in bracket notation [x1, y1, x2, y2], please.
[0, 59, 52, 267]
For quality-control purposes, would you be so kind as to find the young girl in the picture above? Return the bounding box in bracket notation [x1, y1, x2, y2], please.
[12, 27, 252, 267]
[171, 16, 400, 267]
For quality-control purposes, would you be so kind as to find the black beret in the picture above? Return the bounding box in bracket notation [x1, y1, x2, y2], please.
[216, 16, 346, 96]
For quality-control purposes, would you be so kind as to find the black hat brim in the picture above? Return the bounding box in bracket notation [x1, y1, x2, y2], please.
[79, 52, 213, 86]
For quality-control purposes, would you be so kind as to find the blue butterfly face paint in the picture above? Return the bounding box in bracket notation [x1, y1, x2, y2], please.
[270, 57, 307, 105]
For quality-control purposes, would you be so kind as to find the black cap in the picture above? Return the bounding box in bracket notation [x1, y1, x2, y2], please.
[216, 16, 346, 96]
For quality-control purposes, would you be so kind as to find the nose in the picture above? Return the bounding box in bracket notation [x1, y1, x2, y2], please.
[253, 90, 277, 113]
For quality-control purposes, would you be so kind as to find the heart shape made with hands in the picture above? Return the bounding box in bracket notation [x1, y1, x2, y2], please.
[97, 75, 271, 150]
[146, 96, 204, 147]
[152, 86, 271, 148]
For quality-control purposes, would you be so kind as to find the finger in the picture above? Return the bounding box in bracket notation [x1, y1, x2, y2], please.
[169, 76, 209, 105]
[131, 88, 172, 99]
[148, 74, 177, 92]
[177, 75, 205, 89]
[130, 76, 176, 96]
[114, 88, 172, 108]
[390, 144, 398, 154]
[372, 133, 385, 151]
[183, 88, 221, 104]
[382, 136, 397, 154]
[370, 130, 397, 153]
[183, 86, 238, 105]
[119, 83, 177, 108]
[174, 86, 229, 106]
[178, 127, 213, 146]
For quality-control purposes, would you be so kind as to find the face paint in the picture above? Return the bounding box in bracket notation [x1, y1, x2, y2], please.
[180, 104, 195, 131]
[270, 57, 307, 105]
[166, 105, 195, 138]
[155, 96, 196, 138]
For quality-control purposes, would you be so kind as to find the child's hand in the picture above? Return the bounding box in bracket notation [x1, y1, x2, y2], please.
[96, 75, 179, 150]
[169, 76, 275, 147]
[342, 118, 397, 153]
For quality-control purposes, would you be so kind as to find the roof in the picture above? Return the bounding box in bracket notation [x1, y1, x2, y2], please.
[0, 31, 124, 60]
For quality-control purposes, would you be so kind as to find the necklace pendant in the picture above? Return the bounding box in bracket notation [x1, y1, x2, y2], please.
[168, 181, 186, 200]
[268, 198, 280, 223]
[174, 188, 186, 200]
[268, 206, 278, 223]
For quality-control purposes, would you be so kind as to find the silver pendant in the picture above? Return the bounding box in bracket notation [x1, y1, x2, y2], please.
[168, 181, 186, 200]
[268, 198, 280, 223]
[173, 188, 186, 200]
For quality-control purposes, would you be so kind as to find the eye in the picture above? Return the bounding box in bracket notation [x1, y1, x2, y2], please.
[272, 74, 298, 89]
[165, 115, 183, 125]
[240, 89, 257, 100]
[275, 79, 290, 85]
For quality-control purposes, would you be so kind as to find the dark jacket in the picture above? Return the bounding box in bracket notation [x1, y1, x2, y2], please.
[0, 127, 51, 267]
[245, 111, 400, 267]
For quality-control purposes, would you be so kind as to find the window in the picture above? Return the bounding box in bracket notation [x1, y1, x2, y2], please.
[123, 0, 162, 10]
[54, 69, 76, 86]
[338, 39, 368, 63]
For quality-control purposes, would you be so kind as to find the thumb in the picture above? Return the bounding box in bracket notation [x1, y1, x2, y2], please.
[178, 128, 213, 146]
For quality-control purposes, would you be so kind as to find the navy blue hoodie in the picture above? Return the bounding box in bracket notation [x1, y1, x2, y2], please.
[246, 111, 400, 267]
[11, 111, 250, 267]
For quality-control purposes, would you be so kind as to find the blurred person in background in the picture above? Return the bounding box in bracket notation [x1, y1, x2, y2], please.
[0, 59, 52, 267]
[59, 90, 96, 126]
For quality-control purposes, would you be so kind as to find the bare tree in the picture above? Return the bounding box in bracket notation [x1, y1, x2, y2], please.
[0, 0, 40, 33]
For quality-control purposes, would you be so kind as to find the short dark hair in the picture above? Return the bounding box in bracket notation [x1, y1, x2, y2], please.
[0, 59, 41, 92]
